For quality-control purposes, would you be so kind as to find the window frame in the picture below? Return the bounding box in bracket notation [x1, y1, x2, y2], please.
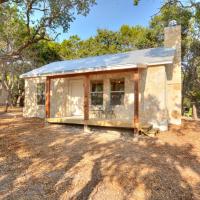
[110, 78, 125, 106]
[90, 80, 104, 106]
[36, 83, 45, 106]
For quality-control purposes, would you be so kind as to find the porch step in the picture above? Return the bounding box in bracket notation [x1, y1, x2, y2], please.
[139, 124, 159, 137]
[139, 124, 153, 133]
[145, 128, 159, 137]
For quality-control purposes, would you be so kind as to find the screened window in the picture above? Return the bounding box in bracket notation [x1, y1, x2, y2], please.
[37, 83, 45, 105]
[110, 78, 125, 106]
[90, 81, 103, 105]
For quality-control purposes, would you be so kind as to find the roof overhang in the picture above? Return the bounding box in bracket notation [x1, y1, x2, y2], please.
[20, 63, 148, 78]
[20, 47, 175, 78]
[20, 61, 174, 79]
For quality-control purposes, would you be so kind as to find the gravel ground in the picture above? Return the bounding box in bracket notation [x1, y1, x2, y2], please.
[0, 109, 200, 200]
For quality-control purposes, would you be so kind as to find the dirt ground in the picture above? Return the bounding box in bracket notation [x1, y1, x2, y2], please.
[0, 108, 200, 200]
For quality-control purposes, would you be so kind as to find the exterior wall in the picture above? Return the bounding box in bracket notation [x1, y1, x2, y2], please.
[50, 78, 68, 118]
[23, 77, 46, 118]
[89, 72, 134, 121]
[164, 25, 182, 125]
[140, 66, 168, 131]
[50, 77, 84, 118]
[0, 84, 8, 105]
[23, 66, 173, 131]
[50, 72, 135, 121]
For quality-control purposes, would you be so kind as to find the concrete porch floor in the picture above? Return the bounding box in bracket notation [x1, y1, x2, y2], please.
[46, 116, 134, 128]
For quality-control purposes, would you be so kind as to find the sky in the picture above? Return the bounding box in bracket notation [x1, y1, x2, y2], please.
[56, 0, 163, 42]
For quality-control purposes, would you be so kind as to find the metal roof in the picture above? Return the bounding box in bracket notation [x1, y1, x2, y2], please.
[20, 47, 175, 78]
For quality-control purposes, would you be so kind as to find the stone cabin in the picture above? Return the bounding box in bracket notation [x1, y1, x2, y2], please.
[20, 25, 182, 131]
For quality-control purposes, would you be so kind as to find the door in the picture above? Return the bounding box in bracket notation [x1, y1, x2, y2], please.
[69, 79, 84, 116]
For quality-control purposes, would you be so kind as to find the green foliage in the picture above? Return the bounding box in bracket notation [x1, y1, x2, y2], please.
[29, 41, 61, 66]
[0, 0, 96, 108]
[1, 0, 200, 110]
[120, 25, 157, 49]
[0, 5, 26, 52]
[59, 25, 157, 60]
[133, 0, 140, 6]
[150, 1, 200, 107]
[150, 2, 192, 57]
[0, 0, 96, 61]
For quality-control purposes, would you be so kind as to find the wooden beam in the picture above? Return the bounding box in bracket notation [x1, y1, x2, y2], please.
[45, 68, 139, 79]
[45, 77, 51, 118]
[84, 74, 89, 121]
[133, 68, 139, 127]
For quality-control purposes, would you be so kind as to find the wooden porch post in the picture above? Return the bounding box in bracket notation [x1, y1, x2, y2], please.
[133, 68, 139, 129]
[45, 77, 51, 118]
[84, 74, 89, 132]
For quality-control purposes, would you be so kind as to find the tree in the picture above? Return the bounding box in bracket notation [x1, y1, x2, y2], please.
[0, 0, 96, 111]
[0, 0, 96, 61]
[59, 25, 157, 60]
[149, 0, 200, 116]
[60, 35, 82, 59]
[119, 25, 157, 50]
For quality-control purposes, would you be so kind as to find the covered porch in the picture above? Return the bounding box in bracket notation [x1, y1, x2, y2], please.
[45, 68, 142, 129]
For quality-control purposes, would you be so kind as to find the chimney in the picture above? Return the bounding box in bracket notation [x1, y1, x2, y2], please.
[164, 21, 181, 63]
[164, 21, 182, 125]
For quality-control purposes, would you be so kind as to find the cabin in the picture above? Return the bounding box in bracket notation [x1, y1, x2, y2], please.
[20, 24, 182, 131]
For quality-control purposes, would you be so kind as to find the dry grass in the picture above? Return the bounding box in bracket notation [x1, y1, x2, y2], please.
[0, 109, 200, 200]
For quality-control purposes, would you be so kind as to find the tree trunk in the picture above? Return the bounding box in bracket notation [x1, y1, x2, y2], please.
[16, 95, 23, 107]
[192, 103, 198, 120]
[4, 91, 11, 112]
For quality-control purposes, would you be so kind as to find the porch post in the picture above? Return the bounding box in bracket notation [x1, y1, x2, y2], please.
[84, 74, 89, 132]
[133, 68, 139, 129]
[45, 77, 51, 118]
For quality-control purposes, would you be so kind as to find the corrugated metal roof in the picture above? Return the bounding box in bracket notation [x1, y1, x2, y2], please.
[20, 47, 175, 78]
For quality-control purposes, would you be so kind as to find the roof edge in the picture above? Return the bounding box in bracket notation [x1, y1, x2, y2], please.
[20, 60, 174, 79]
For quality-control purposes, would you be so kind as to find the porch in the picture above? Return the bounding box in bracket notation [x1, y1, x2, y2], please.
[45, 68, 141, 129]
[46, 116, 134, 128]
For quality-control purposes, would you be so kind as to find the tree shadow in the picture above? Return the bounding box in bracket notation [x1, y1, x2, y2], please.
[0, 115, 200, 199]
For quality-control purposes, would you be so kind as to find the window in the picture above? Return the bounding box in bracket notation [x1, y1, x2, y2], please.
[110, 78, 125, 106]
[90, 81, 103, 105]
[37, 83, 45, 105]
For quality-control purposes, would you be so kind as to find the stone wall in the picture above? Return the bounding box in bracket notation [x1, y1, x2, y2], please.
[23, 77, 46, 118]
[23, 67, 172, 131]
[49, 72, 135, 121]
[89, 72, 135, 121]
[164, 25, 182, 125]
[139, 66, 168, 131]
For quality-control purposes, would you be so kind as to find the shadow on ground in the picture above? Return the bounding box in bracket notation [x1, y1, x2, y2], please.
[0, 115, 200, 200]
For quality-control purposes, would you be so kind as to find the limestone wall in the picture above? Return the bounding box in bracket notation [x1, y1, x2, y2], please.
[164, 25, 182, 125]
[23, 77, 46, 118]
[50, 77, 84, 118]
[49, 73, 135, 121]
[89, 72, 135, 121]
[23, 68, 170, 131]
[140, 66, 168, 131]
